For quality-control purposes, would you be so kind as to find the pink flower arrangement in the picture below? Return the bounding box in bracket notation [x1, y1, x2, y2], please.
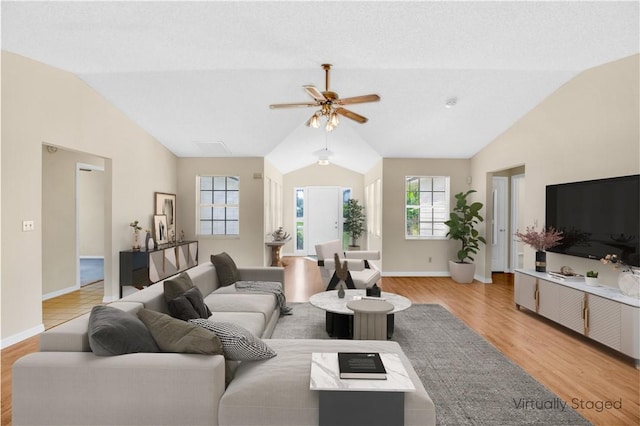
[514, 226, 563, 252]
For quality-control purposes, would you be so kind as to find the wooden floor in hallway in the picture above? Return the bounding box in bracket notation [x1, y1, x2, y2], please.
[2, 257, 638, 425]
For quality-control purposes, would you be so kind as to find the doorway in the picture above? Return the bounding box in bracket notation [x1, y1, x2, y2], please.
[295, 186, 345, 256]
[77, 163, 105, 287]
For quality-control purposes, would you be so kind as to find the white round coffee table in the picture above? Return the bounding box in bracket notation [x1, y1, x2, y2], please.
[309, 290, 412, 339]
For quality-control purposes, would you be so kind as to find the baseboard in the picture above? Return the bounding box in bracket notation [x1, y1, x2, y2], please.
[1, 323, 45, 349]
[42, 284, 80, 301]
[80, 255, 104, 260]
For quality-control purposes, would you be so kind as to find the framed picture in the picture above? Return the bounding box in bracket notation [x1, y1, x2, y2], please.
[153, 214, 169, 245]
[155, 192, 176, 241]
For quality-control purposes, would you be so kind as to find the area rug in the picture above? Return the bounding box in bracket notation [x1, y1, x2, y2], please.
[271, 303, 590, 425]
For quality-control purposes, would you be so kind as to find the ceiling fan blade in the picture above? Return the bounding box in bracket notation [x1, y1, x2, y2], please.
[269, 102, 318, 109]
[335, 107, 368, 124]
[303, 85, 327, 102]
[335, 94, 380, 105]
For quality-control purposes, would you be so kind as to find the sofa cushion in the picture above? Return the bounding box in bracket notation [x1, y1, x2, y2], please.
[137, 309, 223, 355]
[207, 312, 265, 337]
[210, 252, 241, 286]
[88, 305, 160, 356]
[189, 320, 276, 361]
[205, 292, 277, 326]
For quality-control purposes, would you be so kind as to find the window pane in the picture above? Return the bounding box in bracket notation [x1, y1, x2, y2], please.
[433, 177, 446, 191]
[200, 221, 212, 235]
[406, 178, 419, 192]
[406, 191, 419, 205]
[420, 223, 433, 236]
[212, 221, 225, 234]
[420, 177, 432, 191]
[227, 177, 239, 190]
[433, 192, 446, 206]
[226, 221, 239, 235]
[296, 190, 304, 218]
[200, 176, 213, 190]
[213, 190, 226, 204]
[226, 191, 239, 205]
[296, 221, 304, 250]
[420, 192, 432, 207]
[213, 177, 226, 190]
[200, 207, 212, 220]
[200, 190, 213, 204]
[227, 207, 239, 220]
[213, 207, 226, 219]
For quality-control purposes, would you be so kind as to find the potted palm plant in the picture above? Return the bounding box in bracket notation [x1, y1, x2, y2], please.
[444, 190, 486, 283]
[344, 199, 365, 249]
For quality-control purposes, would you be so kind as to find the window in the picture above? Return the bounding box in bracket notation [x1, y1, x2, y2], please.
[405, 176, 450, 239]
[198, 176, 239, 236]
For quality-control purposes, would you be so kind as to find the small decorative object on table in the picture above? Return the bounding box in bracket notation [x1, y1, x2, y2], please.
[514, 226, 563, 272]
[144, 229, 152, 251]
[601, 254, 640, 298]
[584, 270, 599, 286]
[130, 220, 143, 250]
[366, 283, 381, 297]
[337, 283, 345, 299]
[271, 226, 291, 241]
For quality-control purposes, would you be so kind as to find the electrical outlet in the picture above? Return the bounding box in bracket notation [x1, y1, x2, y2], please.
[22, 220, 35, 232]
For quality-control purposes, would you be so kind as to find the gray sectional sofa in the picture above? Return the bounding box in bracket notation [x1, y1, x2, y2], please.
[12, 261, 436, 426]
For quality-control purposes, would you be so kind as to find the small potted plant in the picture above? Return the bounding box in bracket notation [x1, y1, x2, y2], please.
[444, 190, 486, 283]
[344, 199, 365, 249]
[585, 270, 599, 286]
[514, 226, 563, 272]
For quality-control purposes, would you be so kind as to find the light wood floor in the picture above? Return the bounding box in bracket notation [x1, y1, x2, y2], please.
[2, 258, 639, 425]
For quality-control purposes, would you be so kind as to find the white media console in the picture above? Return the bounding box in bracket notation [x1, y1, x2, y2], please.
[514, 269, 640, 368]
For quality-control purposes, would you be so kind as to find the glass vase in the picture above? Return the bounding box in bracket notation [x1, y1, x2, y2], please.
[132, 230, 141, 250]
[618, 271, 640, 298]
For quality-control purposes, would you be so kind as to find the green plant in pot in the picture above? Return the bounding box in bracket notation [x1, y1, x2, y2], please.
[444, 190, 486, 283]
[344, 199, 365, 249]
[585, 270, 599, 286]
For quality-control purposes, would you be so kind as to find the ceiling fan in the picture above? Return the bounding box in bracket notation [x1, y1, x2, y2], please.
[269, 64, 380, 131]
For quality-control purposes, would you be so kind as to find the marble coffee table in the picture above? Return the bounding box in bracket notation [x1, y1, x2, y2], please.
[309, 289, 412, 339]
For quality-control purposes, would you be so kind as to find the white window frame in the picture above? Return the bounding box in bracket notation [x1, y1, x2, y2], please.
[196, 175, 240, 237]
[405, 176, 450, 240]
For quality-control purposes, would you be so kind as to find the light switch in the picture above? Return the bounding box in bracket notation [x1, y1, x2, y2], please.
[22, 220, 35, 232]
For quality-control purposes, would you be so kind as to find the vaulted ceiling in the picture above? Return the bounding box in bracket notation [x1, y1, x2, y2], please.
[2, 1, 638, 173]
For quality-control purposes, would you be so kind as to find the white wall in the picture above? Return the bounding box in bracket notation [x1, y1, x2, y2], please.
[471, 54, 639, 287]
[1, 52, 177, 347]
[79, 165, 105, 257]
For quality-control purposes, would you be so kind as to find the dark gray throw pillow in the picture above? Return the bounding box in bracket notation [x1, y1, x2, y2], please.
[210, 252, 241, 287]
[137, 309, 223, 355]
[88, 305, 160, 356]
[168, 294, 201, 321]
[163, 272, 195, 303]
[168, 287, 212, 321]
[183, 286, 213, 318]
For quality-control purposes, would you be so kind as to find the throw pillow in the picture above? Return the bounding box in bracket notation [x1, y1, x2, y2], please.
[137, 309, 223, 355]
[210, 252, 241, 287]
[88, 305, 160, 356]
[183, 286, 213, 318]
[167, 294, 201, 321]
[189, 319, 276, 361]
[168, 287, 212, 321]
[163, 272, 195, 303]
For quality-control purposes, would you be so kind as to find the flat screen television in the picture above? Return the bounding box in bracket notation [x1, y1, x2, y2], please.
[545, 174, 639, 267]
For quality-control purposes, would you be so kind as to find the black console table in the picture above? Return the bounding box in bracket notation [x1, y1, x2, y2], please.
[119, 241, 198, 296]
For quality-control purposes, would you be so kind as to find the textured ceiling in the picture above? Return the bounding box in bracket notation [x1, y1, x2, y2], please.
[2, 1, 638, 173]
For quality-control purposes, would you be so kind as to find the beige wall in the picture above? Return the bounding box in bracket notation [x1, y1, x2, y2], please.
[176, 157, 266, 267]
[471, 54, 640, 287]
[41, 146, 104, 297]
[1, 52, 177, 347]
[283, 163, 364, 255]
[380, 158, 472, 274]
[364, 159, 383, 268]
[264, 160, 284, 265]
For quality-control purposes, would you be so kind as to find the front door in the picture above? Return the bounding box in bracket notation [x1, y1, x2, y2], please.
[307, 186, 342, 256]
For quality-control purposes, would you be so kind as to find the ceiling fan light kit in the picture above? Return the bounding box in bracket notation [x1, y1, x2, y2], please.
[270, 64, 380, 132]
